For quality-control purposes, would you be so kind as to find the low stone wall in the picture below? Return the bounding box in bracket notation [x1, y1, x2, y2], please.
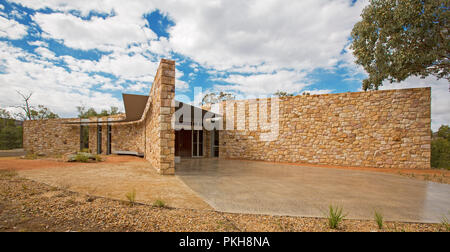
[220, 88, 431, 169]
[23, 119, 79, 155]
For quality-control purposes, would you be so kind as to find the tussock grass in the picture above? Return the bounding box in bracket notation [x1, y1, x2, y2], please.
[153, 199, 166, 208]
[327, 205, 346, 229]
[125, 189, 136, 205]
[374, 211, 384, 229]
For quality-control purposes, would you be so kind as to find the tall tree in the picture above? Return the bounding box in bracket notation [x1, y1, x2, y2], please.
[351, 0, 449, 90]
[15, 91, 59, 120]
[29, 105, 59, 120]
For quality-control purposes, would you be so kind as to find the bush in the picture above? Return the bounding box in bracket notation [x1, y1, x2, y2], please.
[441, 216, 450, 232]
[431, 125, 450, 170]
[74, 153, 90, 163]
[0, 125, 22, 150]
[80, 148, 90, 153]
[24, 153, 38, 160]
[94, 154, 102, 162]
[327, 205, 346, 229]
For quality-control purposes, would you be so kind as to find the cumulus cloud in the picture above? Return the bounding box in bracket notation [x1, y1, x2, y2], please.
[0, 41, 124, 117]
[160, 0, 367, 72]
[0, 15, 28, 39]
[214, 70, 310, 97]
[33, 12, 157, 51]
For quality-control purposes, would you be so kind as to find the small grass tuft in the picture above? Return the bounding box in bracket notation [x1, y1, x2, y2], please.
[0, 169, 18, 178]
[153, 199, 166, 208]
[94, 154, 102, 162]
[441, 216, 450, 232]
[125, 189, 136, 205]
[374, 211, 384, 229]
[327, 205, 346, 229]
[23, 153, 38, 160]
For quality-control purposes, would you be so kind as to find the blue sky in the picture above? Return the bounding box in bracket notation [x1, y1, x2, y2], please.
[0, 0, 448, 130]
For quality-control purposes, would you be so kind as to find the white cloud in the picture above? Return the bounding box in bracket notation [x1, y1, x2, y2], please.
[301, 89, 333, 95]
[214, 70, 310, 96]
[33, 12, 157, 51]
[126, 83, 148, 93]
[34, 47, 56, 59]
[28, 40, 49, 47]
[0, 41, 124, 117]
[175, 79, 189, 92]
[160, 0, 367, 72]
[379, 76, 450, 131]
[0, 15, 28, 39]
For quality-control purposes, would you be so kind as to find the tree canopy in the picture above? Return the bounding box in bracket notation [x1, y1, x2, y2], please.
[76, 106, 121, 119]
[351, 0, 449, 90]
[274, 91, 294, 97]
[202, 92, 235, 105]
[431, 125, 450, 169]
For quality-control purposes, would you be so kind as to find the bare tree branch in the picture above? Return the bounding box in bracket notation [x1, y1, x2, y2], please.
[16, 90, 33, 120]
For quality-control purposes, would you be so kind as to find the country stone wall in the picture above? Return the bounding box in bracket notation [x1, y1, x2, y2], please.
[86, 114, 146, 155]
[111, 123, 145, 154]
[143, 59, 176, 175]
[219, 88, 431, 169]
[23, 118, 79, 155]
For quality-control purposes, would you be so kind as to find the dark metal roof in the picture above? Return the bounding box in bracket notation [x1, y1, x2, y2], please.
[122, 93, 149, 122]
[62, 93, 221, 125]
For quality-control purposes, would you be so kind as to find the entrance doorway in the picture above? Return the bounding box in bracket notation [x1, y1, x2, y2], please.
[175, 130, 192, 157]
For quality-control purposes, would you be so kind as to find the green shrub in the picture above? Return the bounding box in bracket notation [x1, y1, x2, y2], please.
[374, 211, 384, 229]
[94, 154, 102, 162]
[0, 125, 22, 150]
[125, 189, 136, 205]
[431, 125, 450, 170]
[24, 153, 38, 160]
[74, 153, 90, 163]
[80, 148, 90, 153]
[441, 216, 450, 232]
[327, 205, 346, 229]
[153, 199, 166, 208]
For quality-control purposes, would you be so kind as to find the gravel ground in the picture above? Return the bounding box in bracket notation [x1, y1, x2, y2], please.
[0, 169, 448, 232]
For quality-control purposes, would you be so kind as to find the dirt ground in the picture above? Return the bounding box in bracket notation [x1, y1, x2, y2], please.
[0, 170, 447, 232]
[2, 156, 211, 211]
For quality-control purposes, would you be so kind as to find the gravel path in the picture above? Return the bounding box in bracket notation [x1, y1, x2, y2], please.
[0, 170, 447, 232]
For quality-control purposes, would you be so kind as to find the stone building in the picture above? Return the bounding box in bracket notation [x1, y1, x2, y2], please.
[23, 59, 432, 174]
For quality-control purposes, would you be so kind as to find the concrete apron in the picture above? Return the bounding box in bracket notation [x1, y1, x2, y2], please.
[176, 158, 450, 223]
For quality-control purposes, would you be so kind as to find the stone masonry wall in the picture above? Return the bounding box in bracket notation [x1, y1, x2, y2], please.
[87, 115, 145, 155]
[220, 88, 431, 169]
[23, 119, 79, 155]
[144, 59, 176, 175]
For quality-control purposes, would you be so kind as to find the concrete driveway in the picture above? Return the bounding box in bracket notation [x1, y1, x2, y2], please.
[176, 159, 450, 223]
